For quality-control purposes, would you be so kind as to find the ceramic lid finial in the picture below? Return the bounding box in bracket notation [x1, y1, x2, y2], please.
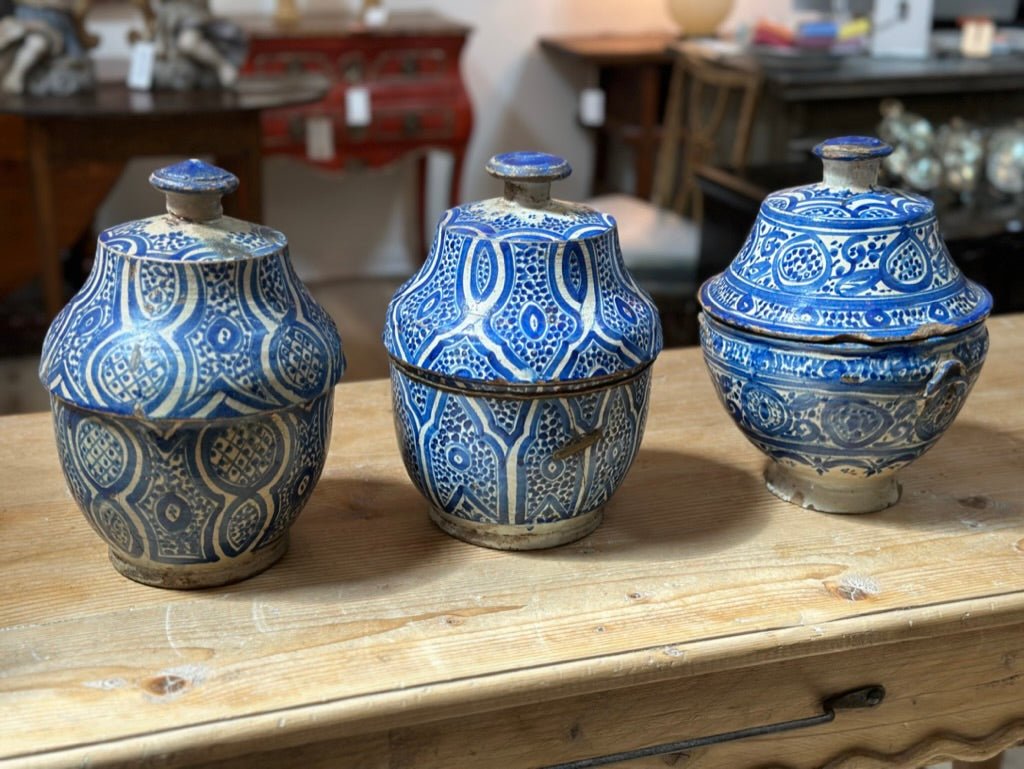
[813, 136, 893, 191]
[486, 151, 572, 208]
[150, 159, 240, 222]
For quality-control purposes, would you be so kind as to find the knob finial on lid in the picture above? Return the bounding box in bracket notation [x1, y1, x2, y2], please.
[486, 151, 572, 208]
[150, 159, 240, 221]
[812, 136, 892, 191]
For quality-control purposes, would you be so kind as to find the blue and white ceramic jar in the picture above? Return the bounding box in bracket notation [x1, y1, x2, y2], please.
[39, 160, 345, 587]
[384, 152, 663, 549]
[699, 136, 992, 513]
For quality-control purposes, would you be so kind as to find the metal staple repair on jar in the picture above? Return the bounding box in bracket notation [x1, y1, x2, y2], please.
[384, 151, 663, 549]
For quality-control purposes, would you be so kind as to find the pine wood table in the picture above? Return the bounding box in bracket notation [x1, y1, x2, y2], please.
[2, 315, 1024, 768]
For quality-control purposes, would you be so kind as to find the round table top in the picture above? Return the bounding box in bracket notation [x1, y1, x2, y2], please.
[0, 74, 329, 118]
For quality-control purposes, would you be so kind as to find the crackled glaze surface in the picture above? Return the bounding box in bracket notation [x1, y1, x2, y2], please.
[39, 160, 344, 586]
[384, 152, 661, 548]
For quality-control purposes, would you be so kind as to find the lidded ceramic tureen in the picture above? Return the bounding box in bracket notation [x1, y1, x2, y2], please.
[40, 160, 345, 588]
[384, 151, 662, 549]
[698, 136, 992, 514]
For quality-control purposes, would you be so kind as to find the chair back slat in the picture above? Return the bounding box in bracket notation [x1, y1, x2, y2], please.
[653, 48, 763, 223]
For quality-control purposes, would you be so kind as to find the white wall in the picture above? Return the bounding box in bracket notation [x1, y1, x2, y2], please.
[91, 0, 793, 282]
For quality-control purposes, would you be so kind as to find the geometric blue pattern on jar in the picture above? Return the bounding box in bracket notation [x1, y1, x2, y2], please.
[39, 160, 345, 587]
[51, 392, 333, 573]
[384, 152, 662, 549]
[700, 136, 993, 343]
[390, 366, 650, 534]
[699, 313, 988, 513]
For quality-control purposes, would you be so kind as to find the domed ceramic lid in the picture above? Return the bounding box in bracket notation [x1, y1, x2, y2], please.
[699, 136, 993, 342]
[40, 160, 345, 419]
[96, 159, 288, 261]
[383, 152, 662, 388]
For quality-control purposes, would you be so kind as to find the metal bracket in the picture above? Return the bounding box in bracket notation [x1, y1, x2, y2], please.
[541, 684, 886, 769]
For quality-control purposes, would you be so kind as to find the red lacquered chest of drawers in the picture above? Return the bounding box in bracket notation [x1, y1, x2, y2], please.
[237, 11, 473, 246]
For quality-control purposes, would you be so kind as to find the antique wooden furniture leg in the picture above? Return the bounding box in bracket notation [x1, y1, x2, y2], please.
[23, 118, 64, 318]
[217, 112, 265, 223]
[415, 152, 429, 260]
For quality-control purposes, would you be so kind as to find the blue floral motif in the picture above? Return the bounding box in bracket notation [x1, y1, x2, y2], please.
[764, 183, 933, 223]
[701, 137, 992, 342]
[700, 314, 988, 477]
[701, 210, 991, 341]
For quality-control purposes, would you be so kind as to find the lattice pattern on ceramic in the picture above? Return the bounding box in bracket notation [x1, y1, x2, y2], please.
[390, 367, 650, 526]
[52, 392, 333, 566]
[41, 246, 343, 419]
[700, 315, 988, 477]
[384, 216, 661, 385]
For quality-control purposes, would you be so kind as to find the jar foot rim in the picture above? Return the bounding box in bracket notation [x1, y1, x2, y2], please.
[429, 506, 603, 550]
[764, 462, 901, 514]
[107, 535, 289, 589]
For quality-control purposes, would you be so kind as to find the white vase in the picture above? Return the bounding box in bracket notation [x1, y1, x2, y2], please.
[665, 0, 734, 36]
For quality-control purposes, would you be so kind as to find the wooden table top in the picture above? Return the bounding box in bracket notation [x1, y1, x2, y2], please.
[674, 39, 1024, 100]
[2, 314, 1023, 767]
[540, 32, 679, 65]
[0, 75, 327, 119]
[234, 10, 471, 38]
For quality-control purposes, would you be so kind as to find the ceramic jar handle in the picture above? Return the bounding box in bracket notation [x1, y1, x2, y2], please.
[149, 159, 240, 222]
[813, 136, 893, 191]
[924, 358, 966, 398]
[486, 151, 572, 208]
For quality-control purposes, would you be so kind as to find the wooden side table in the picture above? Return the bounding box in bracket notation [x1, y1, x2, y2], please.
[237, 11, 474, 254]
[540, 33, 677, 199]
[0, 77, 326, 318]
[2, 314, 1023, 768]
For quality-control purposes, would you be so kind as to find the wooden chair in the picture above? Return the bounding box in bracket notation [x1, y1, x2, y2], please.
[588, 46, 761, 345]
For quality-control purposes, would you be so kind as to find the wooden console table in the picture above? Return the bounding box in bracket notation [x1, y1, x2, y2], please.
[3, 315, 1024, 768]
[541, 33, 1024, 196]
[540, 33, 677, 199]
[238, 11, 473, 253]
[540, 34, 675, 199]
